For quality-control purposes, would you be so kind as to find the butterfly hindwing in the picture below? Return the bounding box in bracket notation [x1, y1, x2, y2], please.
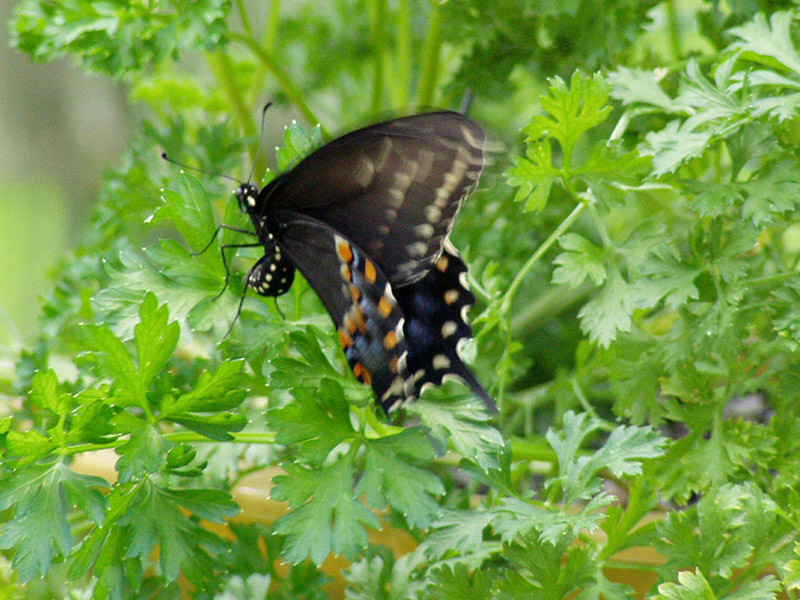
[257, 111, 485, 287]
[275, 212, 414, 410]
[394, 242, 495, 412]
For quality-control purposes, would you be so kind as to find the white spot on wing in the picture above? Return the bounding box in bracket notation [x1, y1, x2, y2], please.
[460, 124, 482, 149]
[393, 171, 412, 190]
[433, 354, 451, 370]
[382, 376, 406, 400]
[415, 149, 436, 182]
[460, 305, 470, 323]
[414, 223, 435, 238]
[355, 154, 375, 187]
[388, 188, 404, 207]
[407, 241, 428, 257]
[396, 317, 405, 335]
[375, 137, 393, 170]
[441, 321, 458, 338]
[425, 205, 442, 223]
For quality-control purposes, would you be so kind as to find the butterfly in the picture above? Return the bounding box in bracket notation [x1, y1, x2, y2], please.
[227, 110, 495, 414]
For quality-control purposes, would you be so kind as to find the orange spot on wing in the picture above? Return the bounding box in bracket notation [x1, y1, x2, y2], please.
[338, 327, 354, 348]
[436, 255, 449, 272]
[344, 314, 358, 335]
[353, 362, 373, 386]
[336, 240, 354, 263]
[353, 306, 369, 334]
[364, 260, 378, 284]
[378, 296, 393, 317]
[384, 330, 399, 350]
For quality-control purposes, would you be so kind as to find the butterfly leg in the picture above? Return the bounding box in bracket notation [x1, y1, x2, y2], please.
[191, 224, 263, 300]
[221, 253, 287, 338]
[208, 242, 263, 300]
[191, 224, 258, 256]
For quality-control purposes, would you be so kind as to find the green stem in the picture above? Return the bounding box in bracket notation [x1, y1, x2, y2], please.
[367, 0, 388, 113]
[227, 31, 329, 138]
[418, 0, 442, 108]
[208, 50, 255, 141]
[587, 195, 613, 249]
[510, 280, 593, 338]
[63, 430, 278, 456]
[246, 0, 281, 110]
[490, 195, 592, 403]
[396, 0, 412, 108]
[63, 440, 121, 456]
[665, 0, 682, 62]
[570, 377, 612, 428]
[509, 436, 558, 464]
[500, 198, 591, 315]
[262, 0, 281, 52]
[165, 431, 277, 444]
[745, 271, 798, 288]
[235, 0, 253, 38]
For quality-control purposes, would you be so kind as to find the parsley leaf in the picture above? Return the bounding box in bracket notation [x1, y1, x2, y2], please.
[358, 428, 444, 529]
[506, 72, 641, 212]
[272, 459, 380, 565]
[0, 462, 108, 582]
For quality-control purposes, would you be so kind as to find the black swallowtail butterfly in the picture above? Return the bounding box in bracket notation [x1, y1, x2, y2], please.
[231, 111, 495, 414]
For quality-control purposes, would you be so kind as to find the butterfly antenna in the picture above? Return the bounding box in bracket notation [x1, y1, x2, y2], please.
[160, 152, 240, 185]
[459, 88, 474, 115]
[247, 101, 274, 184]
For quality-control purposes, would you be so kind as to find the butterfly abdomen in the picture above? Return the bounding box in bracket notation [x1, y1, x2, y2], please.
[247, 225, 296, 297]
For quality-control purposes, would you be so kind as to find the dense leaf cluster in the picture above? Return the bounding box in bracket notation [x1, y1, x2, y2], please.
[3, 1, 800, 599]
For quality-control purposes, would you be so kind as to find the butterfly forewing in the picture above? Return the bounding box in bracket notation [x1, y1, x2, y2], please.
[258, 111, 485, 287]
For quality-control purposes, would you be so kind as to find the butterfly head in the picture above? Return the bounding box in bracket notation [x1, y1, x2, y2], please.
[235, 182, 260, 214]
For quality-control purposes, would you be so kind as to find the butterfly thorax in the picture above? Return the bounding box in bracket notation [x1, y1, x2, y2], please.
[235, 182, 296, 297]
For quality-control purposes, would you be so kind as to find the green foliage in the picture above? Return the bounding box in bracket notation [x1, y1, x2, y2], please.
[10, 0, 231, 76]
[4, 1, 800, 598]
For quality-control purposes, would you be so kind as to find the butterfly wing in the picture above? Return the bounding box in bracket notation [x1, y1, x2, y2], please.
[260, 112, 485, 287]
[394, 241, 496, 413]
[275, 211, 414, 411]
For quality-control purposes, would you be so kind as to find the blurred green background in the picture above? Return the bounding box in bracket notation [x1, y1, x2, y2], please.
[0, 0, 132, 345]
